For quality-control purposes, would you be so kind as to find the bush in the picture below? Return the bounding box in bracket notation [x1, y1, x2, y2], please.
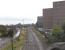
[48, 25, 64, 43]
[0, 25, 7, 37]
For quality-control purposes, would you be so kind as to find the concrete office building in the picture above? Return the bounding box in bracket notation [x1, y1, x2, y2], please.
[43, 8, 53, 29]
[43, 1, 65, 29]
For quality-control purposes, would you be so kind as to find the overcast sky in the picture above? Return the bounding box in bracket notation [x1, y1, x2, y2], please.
[0, 0, 63, 25]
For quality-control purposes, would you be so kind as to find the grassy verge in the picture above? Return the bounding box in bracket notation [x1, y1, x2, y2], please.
[32, 27, 49, 47]
[1, 27, 27, 50]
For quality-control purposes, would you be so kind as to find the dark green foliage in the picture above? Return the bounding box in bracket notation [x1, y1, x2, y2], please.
[0, 25, 7, 37]
[8, 28, 14, 37]
[48, 25, 64, 43]
[62, 24, 65, 33]
[61, 24, 65, 41]
[51, 48, 60, 50]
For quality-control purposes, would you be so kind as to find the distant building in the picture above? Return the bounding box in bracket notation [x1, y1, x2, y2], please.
[43, 8, 53, 29]
[43, 1, 65, 29]
[53, 1, 65, 8]
[36, 16, 43, 28]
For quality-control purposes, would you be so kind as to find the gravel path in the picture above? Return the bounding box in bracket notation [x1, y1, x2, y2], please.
[22, 27, 44, 50]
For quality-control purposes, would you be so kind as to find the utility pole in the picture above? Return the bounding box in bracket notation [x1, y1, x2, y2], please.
[22, 19, 24, 29]
[11, 37, 13, 50]
[23, 19, 24, 26]
[8, 28, 14, 50]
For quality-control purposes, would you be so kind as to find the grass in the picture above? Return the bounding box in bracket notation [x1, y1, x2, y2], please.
[1, 27, 27, 50]
[32, 27, 49, 47]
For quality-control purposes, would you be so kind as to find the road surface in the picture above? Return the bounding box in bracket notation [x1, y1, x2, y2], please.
[22, 27, 44, 50]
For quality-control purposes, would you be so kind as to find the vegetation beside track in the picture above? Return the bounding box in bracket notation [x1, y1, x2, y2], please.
[1, 27, 27, 50]
[32, 27, 49, 48]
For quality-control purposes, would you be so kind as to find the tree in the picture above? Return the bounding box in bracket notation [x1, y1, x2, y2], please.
[8, 28, 14, 37]
[0, 25, 7, 37]
[62, 23, 65, 33]
[48, 25, 64, 43]
[61, 23, 65, 41]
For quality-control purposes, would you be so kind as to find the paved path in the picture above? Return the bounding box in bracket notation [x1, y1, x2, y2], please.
[22, 27, 44, 50]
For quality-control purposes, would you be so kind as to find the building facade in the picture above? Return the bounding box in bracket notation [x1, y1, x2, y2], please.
[43, 1, 65, 29]
[36, 16, 43, 28]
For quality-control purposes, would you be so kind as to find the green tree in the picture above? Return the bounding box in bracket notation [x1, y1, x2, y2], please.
[49, 25, 64, 43]
[62, 23, 65, 33]
[61, 23, 65, 41]
[0, 25, 7, 37]
[52, 25, 63, 35]
[8, 28, 14, 37]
